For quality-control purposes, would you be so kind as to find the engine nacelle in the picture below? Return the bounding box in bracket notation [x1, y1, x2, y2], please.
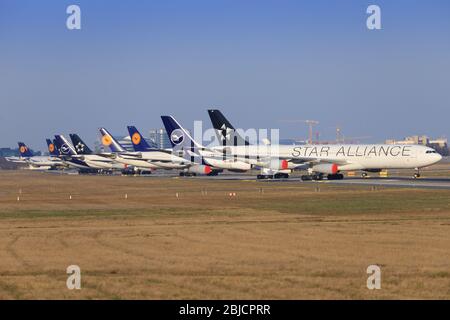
[312, 163, 339, 174]
[289, 163, 309, 170]
[204, 158, 251, 171]
[186, 165, 212, 175]
[265, 159, 289, 170]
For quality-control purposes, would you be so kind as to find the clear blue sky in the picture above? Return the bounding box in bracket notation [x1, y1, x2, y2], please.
[1, 0, 449, 149]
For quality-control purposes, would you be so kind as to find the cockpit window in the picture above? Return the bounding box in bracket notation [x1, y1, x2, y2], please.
[426, 150, 437, 154]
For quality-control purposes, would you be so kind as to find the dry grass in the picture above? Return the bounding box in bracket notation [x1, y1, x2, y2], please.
[0, 171, 449, 299]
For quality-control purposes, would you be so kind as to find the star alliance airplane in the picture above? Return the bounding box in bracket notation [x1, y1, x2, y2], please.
[207, 109, 442, 180]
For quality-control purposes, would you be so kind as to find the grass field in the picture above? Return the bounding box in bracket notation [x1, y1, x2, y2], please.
[0, 170, 450, 299]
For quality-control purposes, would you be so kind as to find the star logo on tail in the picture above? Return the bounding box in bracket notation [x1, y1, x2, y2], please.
[75, 142, 85, 153]
[220, 124, 233, 141]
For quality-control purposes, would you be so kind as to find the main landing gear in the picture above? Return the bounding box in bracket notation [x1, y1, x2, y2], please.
[301, 173, 322, 181]
[180, 172, 196, 177]
[257, 173, 290, 180]
[301, 173, 344, 181]
[327, 173, 344, 180]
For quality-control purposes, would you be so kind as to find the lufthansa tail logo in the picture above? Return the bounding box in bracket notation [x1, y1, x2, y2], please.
[102, 135, 113, 146]
[48, 144, 55, 153]
[19, 146, 27, 154]
[170, 129, 184, 145]
[132, 132, 141, 145]
[61, 144, 71, 155]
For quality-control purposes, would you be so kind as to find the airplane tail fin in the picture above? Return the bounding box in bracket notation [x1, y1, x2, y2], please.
[69, 134, 93, 155]
[161, 115, 213, 166]
[46, 139, 59, 156]
[17, 142, 33, 157]
[54, 135, 77, 156]
[99, 128, 126, 153]
[207, 109, 250, 146]
[161, 115, 204, 149]
[126, 126, 157, 151]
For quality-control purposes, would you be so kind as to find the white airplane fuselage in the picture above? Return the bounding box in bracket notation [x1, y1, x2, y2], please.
[138, 151, 192, 169]
[113, 155, 160, 170]
[100, 152, 191, 170]
[81, 155, 126, 170]
[213, 144, 442, 172]
[7, 156, 64, 168]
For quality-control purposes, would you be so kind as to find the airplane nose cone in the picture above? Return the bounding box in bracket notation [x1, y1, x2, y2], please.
[436, 153, 443, 162]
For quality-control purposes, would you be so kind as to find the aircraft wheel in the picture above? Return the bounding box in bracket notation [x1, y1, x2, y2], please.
[312, 174, 323, 181]
[413, 173, 421, 179]
[327, 174, 344, 180]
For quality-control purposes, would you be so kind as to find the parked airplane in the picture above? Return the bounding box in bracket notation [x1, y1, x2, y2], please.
[160, 115, 251, 172]
[208, 109, 293, 178]
[69, 134, 126, 171]
[207, 109, 443, 180]
[99, 127, 161, 171]
[126, 126, 213, 175]
[54, 135, 97, 171]
[6, 142, 63, 170]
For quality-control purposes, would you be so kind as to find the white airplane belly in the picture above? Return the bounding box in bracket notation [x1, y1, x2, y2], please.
[115, 157, 159, 169]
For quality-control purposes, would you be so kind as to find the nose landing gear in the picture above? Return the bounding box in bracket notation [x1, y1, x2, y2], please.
[413, 168, 421, 179]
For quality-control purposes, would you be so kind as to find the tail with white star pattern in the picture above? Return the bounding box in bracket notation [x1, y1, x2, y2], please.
[69, 134, 93, 155]
[207, 109, 250, 147]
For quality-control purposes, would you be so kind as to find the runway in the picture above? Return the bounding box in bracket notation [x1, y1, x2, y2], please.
[317, 177, 450, 190]
[194, 174, 450, 189]
[45, 169, 450, 189]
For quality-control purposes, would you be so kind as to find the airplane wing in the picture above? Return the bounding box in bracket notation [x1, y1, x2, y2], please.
[287, 157, 351, 166]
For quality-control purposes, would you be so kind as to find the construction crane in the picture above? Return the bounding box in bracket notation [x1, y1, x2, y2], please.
[336, 126, 342, 143]
[303, 120, 319, 144]
[278, 119, 319, 143]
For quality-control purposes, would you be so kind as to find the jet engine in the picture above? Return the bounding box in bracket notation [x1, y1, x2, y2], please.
[311, 163, 339, 174]
[264, 159, 289, 170]
[204, 158, 251, 171]
[186, 165, 212, 175]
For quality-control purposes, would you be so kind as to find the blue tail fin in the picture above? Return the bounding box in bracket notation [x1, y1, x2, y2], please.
[161, 116, 204, 149]
[69, 134, 93, 155]
[46, 139, 59, 156]
[126, 126, 156, 151]
[54, 135, 77, 156]
[161, 116, 212, 165]
[17, 142, 33, 157]
[99, 128, 126, 153]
